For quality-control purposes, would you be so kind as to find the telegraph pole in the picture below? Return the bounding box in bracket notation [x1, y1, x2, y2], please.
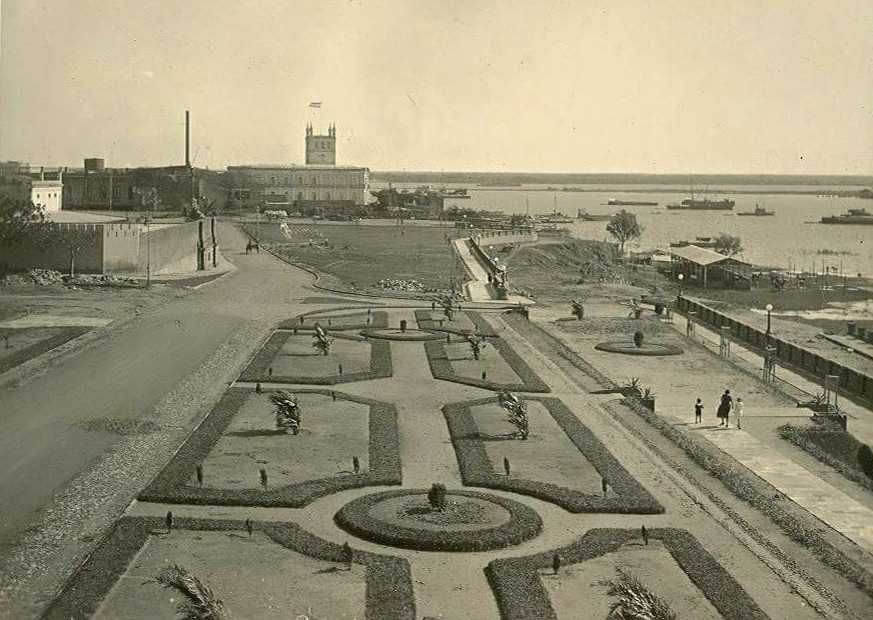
[186, 110, 195, 207]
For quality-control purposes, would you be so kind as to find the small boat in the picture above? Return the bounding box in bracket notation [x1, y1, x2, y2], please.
[666, 198, 734, 210]
[669, 236, 719, 249]
[607, 198, 658, 206]
[738, 204, 774, 216]
[577, 209, 612, 221]
[820, 208, 873, 225]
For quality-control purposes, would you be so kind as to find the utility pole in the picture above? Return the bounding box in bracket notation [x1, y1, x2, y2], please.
[186, 110, 196, 208]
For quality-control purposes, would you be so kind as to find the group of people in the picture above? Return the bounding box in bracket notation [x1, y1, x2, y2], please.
[694, 389, 744, 429]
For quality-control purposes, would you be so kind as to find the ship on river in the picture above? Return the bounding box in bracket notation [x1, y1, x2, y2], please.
[607, 198, 658, 206]
[820, 208, 873, 225]
[666, 197, 735, 210]
[737, 204, 774, 216]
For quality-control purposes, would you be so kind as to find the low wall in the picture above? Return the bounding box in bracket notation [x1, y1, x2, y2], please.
[677, 297, 873, 405]
[468, 229, 537, 275]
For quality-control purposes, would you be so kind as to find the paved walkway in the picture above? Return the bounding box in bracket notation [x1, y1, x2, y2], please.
[451, 238, 533, 305]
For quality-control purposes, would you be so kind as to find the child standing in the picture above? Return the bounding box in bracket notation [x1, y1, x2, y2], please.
[736, 398, 744, 430]
[694, 398, 704, 424]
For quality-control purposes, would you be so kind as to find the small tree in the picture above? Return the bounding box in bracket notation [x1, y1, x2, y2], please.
[312, 323, 333, 356]
[499, 391, 529, 440]
[713, 232, 743, 257]
[606, 210, 643, 255]
[38, 224, 98, 278]
[633, 331, 645, 348]
[427, 483, 447, 511]
[271, 390, 300, 434]
[438, 295, 455, 321]
[464, 332, 488, 360]
[1, 197, 46, 267]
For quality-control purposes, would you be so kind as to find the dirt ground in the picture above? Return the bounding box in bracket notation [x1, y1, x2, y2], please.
[271, 336, 371, 376]
[93, 530, 365, 620]
[542, 540, 722, 620]
[0, 328, 63, 359]
[195, 393, 369, 490]
[472, 401, 603, 494]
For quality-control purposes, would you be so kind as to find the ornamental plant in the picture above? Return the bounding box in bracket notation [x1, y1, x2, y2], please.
[427, 483, 447, 512]
[633, 331, 644, 348]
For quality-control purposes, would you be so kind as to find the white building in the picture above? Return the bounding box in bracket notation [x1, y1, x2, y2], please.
[31, 179, 64, 212]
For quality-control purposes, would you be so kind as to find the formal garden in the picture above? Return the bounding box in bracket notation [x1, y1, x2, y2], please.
[43, 305, 833, 620]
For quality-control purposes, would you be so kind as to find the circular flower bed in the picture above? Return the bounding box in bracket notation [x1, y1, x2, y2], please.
[335, 489, 542, 551]
[594, 341, 683, 356]
[360, 328, 443, 341]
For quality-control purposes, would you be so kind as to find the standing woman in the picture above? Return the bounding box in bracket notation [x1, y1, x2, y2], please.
[717, 389, 733, 427]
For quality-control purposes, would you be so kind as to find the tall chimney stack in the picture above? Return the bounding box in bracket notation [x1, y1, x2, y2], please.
[185, 110, 191, 168]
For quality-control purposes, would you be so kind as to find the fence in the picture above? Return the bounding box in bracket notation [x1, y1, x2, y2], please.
[677, 297, 873, 406]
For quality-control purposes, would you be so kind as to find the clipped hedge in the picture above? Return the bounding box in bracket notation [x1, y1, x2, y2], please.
[334, 489, 543, 552]
[239, 331, 393, 384]
[278, 310, 389, 331]
[138, 387, 402, 507]
[42, 516, 415, 620]
[622, 397, 873, 601]
[0, 326, 92, 375]
[778, 424, 873, 493]
[486, 528, 770, 620]
[359, 328, 444, 342]
[442, 397, 662, 514]
[414, 309, 499, 337]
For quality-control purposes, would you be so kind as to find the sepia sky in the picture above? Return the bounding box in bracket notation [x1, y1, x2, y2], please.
[0, 0, 871, 174]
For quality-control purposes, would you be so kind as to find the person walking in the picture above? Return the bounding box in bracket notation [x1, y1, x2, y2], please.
[694, 398, 704, 424]
[716, 389, 733, 427]
[735, 398, 744, 430]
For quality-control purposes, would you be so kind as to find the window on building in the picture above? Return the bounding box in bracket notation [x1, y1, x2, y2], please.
[112, 186, 121, 199]
[312, 177, 317, 185]
[100, 187, 107, 199]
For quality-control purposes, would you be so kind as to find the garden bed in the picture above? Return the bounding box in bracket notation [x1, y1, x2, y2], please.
[778, 423, 873, 493]
[486, 528, 769, 620]
[442, 396, 662, 513]
[423, 330, 549, 393]
[239, 331, 393, 384]
[138, 387, 402, 507]
[0, 326, 92, 374]
[42, 516, 415, 620]
[334, 489, 543, 552]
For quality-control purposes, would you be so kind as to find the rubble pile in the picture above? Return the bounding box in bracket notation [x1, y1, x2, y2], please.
[1, 269, 64, 286]
[376, 278, 426, 292]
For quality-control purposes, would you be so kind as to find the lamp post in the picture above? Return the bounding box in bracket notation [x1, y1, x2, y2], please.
[765, 303, 773, 344]
[677, 273, 684, 297]
[139, 215, 152, 287]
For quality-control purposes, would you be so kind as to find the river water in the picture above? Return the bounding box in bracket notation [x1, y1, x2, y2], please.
[375, 182, 873, 276]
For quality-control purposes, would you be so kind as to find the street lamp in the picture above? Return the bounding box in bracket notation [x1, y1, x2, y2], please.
[677, 273, 684, 297]
[765, 303, 773, 343]
[139, 215, 152, 287]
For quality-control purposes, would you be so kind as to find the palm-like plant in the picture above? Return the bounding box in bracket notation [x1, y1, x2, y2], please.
[499, 391, 529, 440]
[146, 565, 230, 620]
[312, 323, 333, 356]
[271, 390, 300, 434]
[464, 332, 488, 360]
[571, 300, 585, 320]
[438, 294, 455, 321]
[604, 569, 676, 620]
[624, 377, 643, 399]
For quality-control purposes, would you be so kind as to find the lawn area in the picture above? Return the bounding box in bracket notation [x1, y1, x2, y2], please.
[444, 341, 521, 385]
[249, 223, 463, 295]
[471, 400, 603, 495]
[94, 529, 366, 620]
[0, 327, 64, 360]
[195, 392, 369, 490]
[271, 334, 371, 377]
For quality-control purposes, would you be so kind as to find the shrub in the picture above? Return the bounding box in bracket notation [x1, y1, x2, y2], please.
[604, 569, 676, 620]
[427, 483, 447, 511]
[778, 424, 873, 492]
[633, 330, 644, 348]
[859, 444, 873, 479]
[147, 565, 230, 620]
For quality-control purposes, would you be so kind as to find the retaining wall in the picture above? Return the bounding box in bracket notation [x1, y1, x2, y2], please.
[677, 297, 873, 405]
[468, 229, 538, 275]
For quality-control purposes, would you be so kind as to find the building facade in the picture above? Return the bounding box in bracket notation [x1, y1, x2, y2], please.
[227, 123, 369, 209]
[31, 179, 64, 212]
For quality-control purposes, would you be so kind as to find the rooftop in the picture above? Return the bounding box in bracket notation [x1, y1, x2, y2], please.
[228, 164, 368, 171]
[668, 244, 741, 266]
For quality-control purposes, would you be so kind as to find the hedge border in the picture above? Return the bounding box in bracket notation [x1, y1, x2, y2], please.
[334, 488, 543, 552]
[443, 396, 663, 514]
[41, 516, 415, 620]
[414, 308, 499, 337]
[0, 326, 92, 375]
[138, 387, 402, 507]
[359, 328, 444, 342]
[619, 397, 873, 601]
[239, 330, 393, 384]
[594, 341, 684, 356]
[278, 310, 390, 331]
[485, 527, 770, 620]
[778, 423, 873, 494]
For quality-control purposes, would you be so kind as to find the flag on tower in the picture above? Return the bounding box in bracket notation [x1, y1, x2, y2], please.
[309, 102, 322, 108]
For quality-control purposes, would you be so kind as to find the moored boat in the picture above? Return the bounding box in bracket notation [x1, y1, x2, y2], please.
[577, 208, 612, 221]
[607, 198, 658, 206]
[738, 204, 774, 216]
[820, 208, 873, 225]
